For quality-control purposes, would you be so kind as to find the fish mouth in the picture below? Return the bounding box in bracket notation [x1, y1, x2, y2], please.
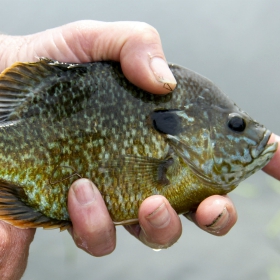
[251, 130, 278, 159]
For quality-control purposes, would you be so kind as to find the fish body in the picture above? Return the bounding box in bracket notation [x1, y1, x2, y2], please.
[0, 58, 276, 229]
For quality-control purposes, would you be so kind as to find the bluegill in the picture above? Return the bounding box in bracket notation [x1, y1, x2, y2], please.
[0, 58, 276, 230]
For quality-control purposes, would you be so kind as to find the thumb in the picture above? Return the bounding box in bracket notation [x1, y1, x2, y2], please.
[0, 21, 177, 94]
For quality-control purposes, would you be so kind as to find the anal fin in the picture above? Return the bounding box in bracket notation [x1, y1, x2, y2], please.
[0, 181, 70, 231]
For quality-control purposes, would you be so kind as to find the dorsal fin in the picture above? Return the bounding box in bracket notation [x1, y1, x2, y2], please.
[0, 57, 88, 122]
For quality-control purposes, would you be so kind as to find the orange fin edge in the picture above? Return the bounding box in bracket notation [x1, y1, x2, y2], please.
[0, 181, 71, 230]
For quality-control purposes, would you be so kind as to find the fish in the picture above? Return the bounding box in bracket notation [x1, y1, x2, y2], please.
[0, 57, 276, 230]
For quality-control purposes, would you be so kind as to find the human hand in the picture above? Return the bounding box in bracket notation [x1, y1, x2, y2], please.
[0, 222, 35, 280]
[263, 134, 280, 180]
[0, 20, 277, 278]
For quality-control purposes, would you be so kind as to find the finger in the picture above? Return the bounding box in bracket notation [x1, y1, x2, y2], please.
[184, 195, 237, 236]
[262, 133, 280, 180]
[67, 178, 116, 257]
[125, 195, 182, 249]
[0, 21, 177, 94]
[0, 221, 35, 279]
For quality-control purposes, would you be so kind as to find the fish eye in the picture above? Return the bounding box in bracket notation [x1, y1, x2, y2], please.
[228, 114, 246, 132]
[151, 109, 182, 135]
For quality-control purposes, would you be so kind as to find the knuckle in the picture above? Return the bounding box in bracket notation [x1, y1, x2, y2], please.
[90, 239, 116, 257]
[141, 237, 171, 249]
[132, 22, 159, 35]
[140, 231, 179, 249]
[130, 22, 161, 45]
[140, 219, 182, 249]
[91, 228, 116, 257]
[73, 225, 116, 257]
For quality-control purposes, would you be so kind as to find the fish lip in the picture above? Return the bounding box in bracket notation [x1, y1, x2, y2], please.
[251, 130, 277, 159]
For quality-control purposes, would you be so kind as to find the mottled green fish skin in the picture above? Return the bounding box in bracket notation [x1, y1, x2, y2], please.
[0, 58, 276, 228]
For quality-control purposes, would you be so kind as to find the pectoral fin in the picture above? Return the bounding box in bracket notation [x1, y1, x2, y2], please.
[0, 181, 70, 230]
[98, 155, 176, 191]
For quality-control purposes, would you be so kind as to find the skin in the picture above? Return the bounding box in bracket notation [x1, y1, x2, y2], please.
[0, 20, 278, 279]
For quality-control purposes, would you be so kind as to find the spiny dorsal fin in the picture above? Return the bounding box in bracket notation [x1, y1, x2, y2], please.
[0, 181, 70, 230]
[0, 57, 87, 122]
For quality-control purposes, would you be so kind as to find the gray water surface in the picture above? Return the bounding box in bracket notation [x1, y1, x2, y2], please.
[1, 1, 280, 279]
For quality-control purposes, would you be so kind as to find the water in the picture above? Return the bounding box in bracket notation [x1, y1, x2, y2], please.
[0, 1, 280, 279]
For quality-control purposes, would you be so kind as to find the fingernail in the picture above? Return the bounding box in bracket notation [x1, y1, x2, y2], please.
[150, 56, 177, 91]
[72, 179, 95, 205]
[205, 207, 230, 233]
[146, 202, 170, 229]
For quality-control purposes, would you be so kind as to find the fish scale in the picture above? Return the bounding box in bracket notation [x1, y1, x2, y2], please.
[0, 57, 276, 230]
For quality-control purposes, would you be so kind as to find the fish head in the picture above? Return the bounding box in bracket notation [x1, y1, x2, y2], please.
[202, 104, 277, 188]
[151, 74, 277, 189]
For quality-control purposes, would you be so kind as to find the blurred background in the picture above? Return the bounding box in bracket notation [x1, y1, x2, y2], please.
[1, 0, 280, 279]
